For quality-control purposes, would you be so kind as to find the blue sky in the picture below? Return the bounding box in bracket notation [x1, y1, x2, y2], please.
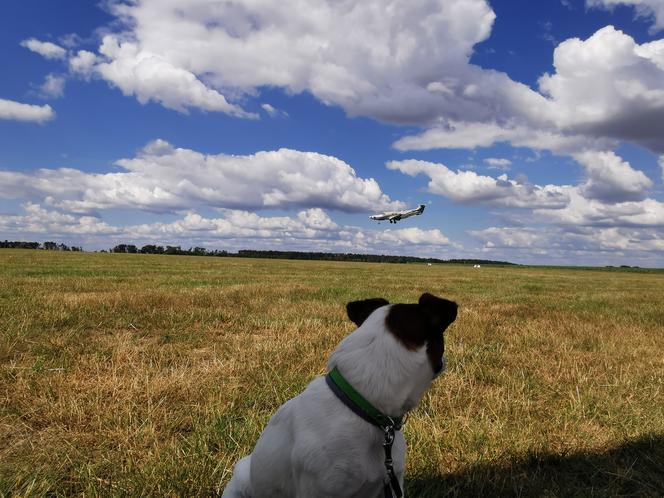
[1, 0, 664, 266]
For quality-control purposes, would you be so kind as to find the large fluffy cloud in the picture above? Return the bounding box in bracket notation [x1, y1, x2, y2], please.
[127, 208, 337, 241]
[387, 159, 572, 208]
[85, 0, 498, 123]
[539, 26, 664, 152]
[92, 37, 256, 117]
[396, 25, 664, 154]
[388, 154, 664, 231]
[33, 0, 533, 123]
[0, 140, 402, 214]
[0, 203, 119, 235]
[0, 98, 54, 123]
[574, 150, 653, 202]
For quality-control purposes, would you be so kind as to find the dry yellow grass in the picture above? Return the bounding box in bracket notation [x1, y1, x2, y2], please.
[1, 249, 663, 496]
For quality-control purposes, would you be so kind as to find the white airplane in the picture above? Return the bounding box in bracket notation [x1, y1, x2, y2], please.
[370, 204, 426, 223]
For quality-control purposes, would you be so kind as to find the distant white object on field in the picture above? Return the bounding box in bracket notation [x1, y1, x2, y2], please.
[427, 263, 432, 266]
[473, 264, 481, 268]
[370, 204, 425, 224]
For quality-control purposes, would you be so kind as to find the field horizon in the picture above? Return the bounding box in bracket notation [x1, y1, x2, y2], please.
[5, 241, 664, 271]
[1, 249, 663, 497]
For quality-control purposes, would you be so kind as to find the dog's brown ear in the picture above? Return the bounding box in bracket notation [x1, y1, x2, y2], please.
[418, 293, 458, 331]
[346, 298, 389, 327]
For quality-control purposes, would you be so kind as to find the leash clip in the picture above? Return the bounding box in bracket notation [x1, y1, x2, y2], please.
[383, 425, 395, 448]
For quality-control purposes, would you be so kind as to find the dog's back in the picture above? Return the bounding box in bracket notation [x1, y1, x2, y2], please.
[225, 377, 398, 498]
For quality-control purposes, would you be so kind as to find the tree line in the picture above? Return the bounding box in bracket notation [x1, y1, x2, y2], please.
[109, 244, 228, 256]
[109, 245, 513, 265]
[1, 240, 83, 251]
[1, 240, 515, 265]
[235, 249, 514, 266]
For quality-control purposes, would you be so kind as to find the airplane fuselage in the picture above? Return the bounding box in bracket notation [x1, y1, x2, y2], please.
[370, 204, 425, 223]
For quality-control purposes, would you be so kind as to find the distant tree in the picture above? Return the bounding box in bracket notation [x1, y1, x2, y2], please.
[126, 245, 138, 254]
[43, 241, 58, 251]
[140, 244, 164, 254]
[165, 245, 182, 255]
[0, 240, 40, 249]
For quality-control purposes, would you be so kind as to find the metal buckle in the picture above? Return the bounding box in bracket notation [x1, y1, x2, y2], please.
[383, 425, 395, 446]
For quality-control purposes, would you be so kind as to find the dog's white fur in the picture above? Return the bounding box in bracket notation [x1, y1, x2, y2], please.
[222, 304, 445, 498]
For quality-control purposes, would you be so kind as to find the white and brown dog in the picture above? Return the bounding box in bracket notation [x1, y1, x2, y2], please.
[222, 293, 458, 498]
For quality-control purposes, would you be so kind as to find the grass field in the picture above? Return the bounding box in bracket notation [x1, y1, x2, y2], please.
[1, 249, 663, 497]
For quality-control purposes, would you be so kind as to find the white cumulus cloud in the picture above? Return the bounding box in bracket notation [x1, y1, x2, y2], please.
[370, 227, 453, 246]
[93, 36, 257, 117]
[392, 120, 610, 154]
[0, 98, 55, 123]
[387, 159, 571, 208]
[574, 150, 653, 202]
[533, 190, 664, 227]
[0, 140, 403, 214]
[539, 26, 664, 152]
[393, 24, 664, 156]
[21, 38, 67, 59]
[89, 0, 497, 123]
[0, 203, 119, 235]
[69, 50, 99, 76]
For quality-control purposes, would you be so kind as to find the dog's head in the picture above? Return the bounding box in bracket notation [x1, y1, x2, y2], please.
[333, 293, 457, 376]
[345, 293, 457, 376]
[329, 293, 457, 415]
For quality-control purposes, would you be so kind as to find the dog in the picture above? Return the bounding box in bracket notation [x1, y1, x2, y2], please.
[222, 293, 458, 498]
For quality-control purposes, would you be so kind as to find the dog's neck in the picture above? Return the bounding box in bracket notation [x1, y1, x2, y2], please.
[327, 306, 434, 418]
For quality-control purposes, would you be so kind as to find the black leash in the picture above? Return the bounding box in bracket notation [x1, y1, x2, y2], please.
[382, 425, 403, 498]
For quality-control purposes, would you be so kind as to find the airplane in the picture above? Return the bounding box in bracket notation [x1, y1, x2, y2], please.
[370, 204, 426, 223]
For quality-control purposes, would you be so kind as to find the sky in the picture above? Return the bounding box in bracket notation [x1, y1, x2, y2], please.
[1, 0, 664, 266]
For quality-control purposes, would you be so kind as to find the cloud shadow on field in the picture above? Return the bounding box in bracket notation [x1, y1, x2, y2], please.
[405, 434, 664, 497]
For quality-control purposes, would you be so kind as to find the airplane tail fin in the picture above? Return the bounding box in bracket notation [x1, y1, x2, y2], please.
[419, 204, 426, 212]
